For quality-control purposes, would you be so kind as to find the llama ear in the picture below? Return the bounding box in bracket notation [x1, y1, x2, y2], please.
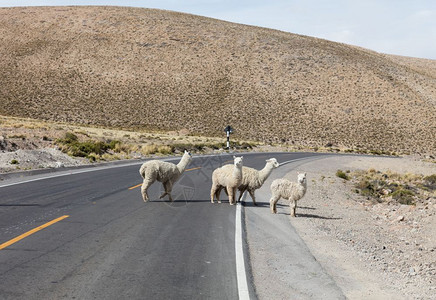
[233, 155, 236, 159]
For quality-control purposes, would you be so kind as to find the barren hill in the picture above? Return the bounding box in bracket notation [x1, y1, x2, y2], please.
[0, 6, 435, 154]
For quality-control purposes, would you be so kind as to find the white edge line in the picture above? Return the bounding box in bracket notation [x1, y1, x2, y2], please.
[236, 192, 250, 300]
[278, 156, 319, 167]
[0, 153, 236, 189]
[0, 157, 181, 188]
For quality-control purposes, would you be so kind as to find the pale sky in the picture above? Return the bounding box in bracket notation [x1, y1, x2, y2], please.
[1, 0, 435, 59]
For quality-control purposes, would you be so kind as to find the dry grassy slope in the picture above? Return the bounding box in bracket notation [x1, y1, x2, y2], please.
[0, 6, 435, 154]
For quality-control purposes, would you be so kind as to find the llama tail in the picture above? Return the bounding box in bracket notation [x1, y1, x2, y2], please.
[139, 164, 147, 179]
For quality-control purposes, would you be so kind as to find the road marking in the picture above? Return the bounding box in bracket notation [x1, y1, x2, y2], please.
[128, 183, 142, 190]
[184, 166, 202, 172]
[0, 215, 69, 251]
[0, 157, 188, 189]
[278, 156, 319, 167]
[235, 193, 250, 300]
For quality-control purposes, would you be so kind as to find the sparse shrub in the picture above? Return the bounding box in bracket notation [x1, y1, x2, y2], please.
[369, 149, 382, 155]
[142, 144, 159, 155]
[74, 130, 90, 137]
[336, 170, 349, 180]
[56, 132, 110, 158]
[423, 174, 436, 185]
[157, 145, 172, 155]
[87, 153, 99, 162]
[392, 189, 415, 205]
[356, 179, 375, 196]
[108, 140, 122, 151]
[9, 134, 26, 140]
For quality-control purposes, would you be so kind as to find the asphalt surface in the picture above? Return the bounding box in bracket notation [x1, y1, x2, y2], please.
[0, 152, 321, 299]
[244, 157, 346, 299]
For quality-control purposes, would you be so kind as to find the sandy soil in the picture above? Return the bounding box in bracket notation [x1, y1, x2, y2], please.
[1, 6, 435, 154]
[282, 155, 435, 299]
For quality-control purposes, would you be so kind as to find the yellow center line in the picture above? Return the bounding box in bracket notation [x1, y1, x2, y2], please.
[129, 166, 202, 190]
[0, 215, 69, 251]
[184, 166, 202, 172]
[128, 183, 142, 190]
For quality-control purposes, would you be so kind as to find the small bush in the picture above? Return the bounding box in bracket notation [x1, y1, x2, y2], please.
[108, 140, 122, 150]
[356, 179, 375, 196]
[56, 132, 110, 158]
[157, 145, 172, 155]
[392, 189, 415, 205]
[63, 132, 79, 143]
[9, 134, 26, 140]
[336, 170, 349, 180]
[10, 159, 19, 165]
[142, 145, 158, 155]
[424, 174, 436, 186]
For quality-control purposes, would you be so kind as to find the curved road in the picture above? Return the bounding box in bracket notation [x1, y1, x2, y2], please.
[0, 152, 321, 299]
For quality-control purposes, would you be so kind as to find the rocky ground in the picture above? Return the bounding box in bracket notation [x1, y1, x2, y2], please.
[285, 156, 435, 299]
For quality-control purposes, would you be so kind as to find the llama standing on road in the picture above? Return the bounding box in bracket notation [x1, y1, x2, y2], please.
[269, 173, 307, 216]
[236, 158, 280, 205]
[139, 150, 192, 202]
[210, 156, 243, 205]
[215, 158, 280, 205]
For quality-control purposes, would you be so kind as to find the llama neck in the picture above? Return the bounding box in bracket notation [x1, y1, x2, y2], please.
[298, 181, 307, 196]
[233, 165, 243, 180]
[177, 154, 190, 173]
[258, 163, 275, 184]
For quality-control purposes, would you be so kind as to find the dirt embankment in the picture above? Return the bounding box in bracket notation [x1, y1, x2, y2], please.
[287, 156, 435, 299]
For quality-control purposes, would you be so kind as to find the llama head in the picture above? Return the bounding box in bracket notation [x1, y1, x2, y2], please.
[266, 158, 280, 168]
[183, 150, 192, 160]
[297, 172, 307, 184]
[233, 156, 243, 168]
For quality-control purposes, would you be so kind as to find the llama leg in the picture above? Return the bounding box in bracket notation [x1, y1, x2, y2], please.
[159, 181, 168, 199]
[227, 187, 235, 205]
[210, 185, 217, 203]
[164, 181, 173, 202]
[269, 195, 280, 213]
[141, 179, 154, 202]
[215, 186, 222, 204]
[290, 199, 297, 217]
[248, 189, 257, 206]
[237, 188, 245, 203]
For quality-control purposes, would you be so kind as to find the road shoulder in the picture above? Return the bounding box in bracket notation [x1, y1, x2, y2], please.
[244, 156, 345, 300]
[244, 155, 435, 299]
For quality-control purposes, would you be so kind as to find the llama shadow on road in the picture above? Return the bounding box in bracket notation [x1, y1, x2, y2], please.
[242, 201, 269, 208]
[289, 212, 342, 220]
[146, 199, 214, 203]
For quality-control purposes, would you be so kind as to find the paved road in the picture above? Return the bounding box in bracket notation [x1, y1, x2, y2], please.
[0, 152, 321, 299]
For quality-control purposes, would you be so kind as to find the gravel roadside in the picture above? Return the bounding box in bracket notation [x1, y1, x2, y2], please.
[245, 155, 435, 300]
